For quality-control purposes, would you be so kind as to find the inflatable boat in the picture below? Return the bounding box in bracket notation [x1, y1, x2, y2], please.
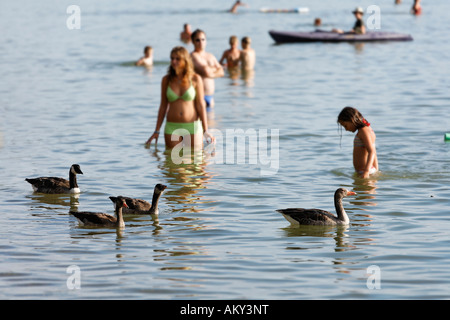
[269, 30, 413, 43]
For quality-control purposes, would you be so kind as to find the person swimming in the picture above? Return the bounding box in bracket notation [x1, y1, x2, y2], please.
[136, 46, 153, 67]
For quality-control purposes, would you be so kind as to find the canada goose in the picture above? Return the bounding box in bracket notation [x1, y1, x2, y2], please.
[25, 164, 83, 194]
[277, 188, 356, 226]
[110, 184, 167, 215]
[70, 196, 128, 228]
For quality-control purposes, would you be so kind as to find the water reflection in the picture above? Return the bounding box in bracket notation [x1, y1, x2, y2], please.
[225, 66, 255, 96]
[27, 193, 80, 211]
[154, 245, 209, 272]
[68, 221, 126, 239]
[350, 173, 379, 225]
[283, 224, 347, 238]
[350, 42, 365, 53]
[241, 68, 255, 88]
[150, 147, 215, 214]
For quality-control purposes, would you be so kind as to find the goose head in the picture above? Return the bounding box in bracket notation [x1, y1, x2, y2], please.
[335, 188, 356, 198]
[70, 164, 83, 175]
[154, 184, 167, 194]
[109, 196, 129, 209]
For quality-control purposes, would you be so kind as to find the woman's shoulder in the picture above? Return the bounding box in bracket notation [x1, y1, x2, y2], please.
[161, 74, 170, 84]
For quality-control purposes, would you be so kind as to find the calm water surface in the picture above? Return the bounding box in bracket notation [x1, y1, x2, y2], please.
[1, 0, 449, 299]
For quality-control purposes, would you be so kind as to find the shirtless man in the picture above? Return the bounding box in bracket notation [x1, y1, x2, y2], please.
[190, 29, 224, 109]
[240, 37, 255, 71]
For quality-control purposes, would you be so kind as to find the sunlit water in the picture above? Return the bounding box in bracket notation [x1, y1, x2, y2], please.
[1, 0, 449, 299]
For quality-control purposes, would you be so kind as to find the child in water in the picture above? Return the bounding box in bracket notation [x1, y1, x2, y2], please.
[136, 46, 153, 67]
[337, 106, 379, 178]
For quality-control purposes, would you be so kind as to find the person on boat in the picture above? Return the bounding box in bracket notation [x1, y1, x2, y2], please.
[337, 106, 378, 178]
[135, 46, 153, 67]
[411, 0, 422, 15]
[333, 7, 366, 34]
[190, 29, 224, 109]
[145, 46, 214, 150]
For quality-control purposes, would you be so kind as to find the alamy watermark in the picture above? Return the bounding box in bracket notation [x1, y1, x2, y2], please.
[170, 128, 279, 176]
[66, 265, 81, 290]
[366, 5, 381, 30]
[66, 5, 81, 30]
[366, 265, 381, 290]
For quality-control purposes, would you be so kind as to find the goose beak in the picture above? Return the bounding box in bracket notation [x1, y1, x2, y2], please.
[347, 191, 356, 196]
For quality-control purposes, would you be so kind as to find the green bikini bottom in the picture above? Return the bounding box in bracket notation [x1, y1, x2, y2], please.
[164, 120, 202, 135]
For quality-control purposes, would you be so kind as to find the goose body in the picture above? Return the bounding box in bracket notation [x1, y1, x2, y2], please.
[277, 188, 356, 226]
[110, 184, 167, 215]
[70, 196, 128, 228]
[26, 164, 83, 194]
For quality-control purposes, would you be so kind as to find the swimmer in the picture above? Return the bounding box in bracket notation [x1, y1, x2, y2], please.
[314, 18, 322, 27]
[136, 46, 153, 67]
[190, 29, 224, 109]
[180, 23, 192, 43]
[411, 0, 422, 15]
[229, 1, 249, 13]
[219, 35, 241, 69]
[337, 106, 379, 178]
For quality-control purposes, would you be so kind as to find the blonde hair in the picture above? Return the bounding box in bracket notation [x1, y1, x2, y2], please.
[168, 46, 194, 86]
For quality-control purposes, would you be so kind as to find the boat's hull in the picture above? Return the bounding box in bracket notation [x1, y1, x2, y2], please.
[269, 30, 413, 43]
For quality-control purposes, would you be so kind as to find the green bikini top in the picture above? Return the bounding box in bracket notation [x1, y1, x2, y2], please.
[166, 82, 196, 102]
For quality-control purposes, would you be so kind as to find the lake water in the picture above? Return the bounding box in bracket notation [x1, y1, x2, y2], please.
[1, 0, 449, 300]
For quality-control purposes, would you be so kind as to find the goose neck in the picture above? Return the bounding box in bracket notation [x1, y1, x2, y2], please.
[115, 206, 125, 228]
[334, 193, 349, 224]
[69, 169, 79, 189]
[149, 191, 162, 213]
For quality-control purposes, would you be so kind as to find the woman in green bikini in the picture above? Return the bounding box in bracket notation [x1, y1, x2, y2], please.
[145, 46, 214, 150]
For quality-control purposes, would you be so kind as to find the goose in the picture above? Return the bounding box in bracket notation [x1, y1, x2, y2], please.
[277, 188, 356, 226]
[69, 196, 128, 228]
[109, 184, 167, 215]
[25, 164, 83, 194]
